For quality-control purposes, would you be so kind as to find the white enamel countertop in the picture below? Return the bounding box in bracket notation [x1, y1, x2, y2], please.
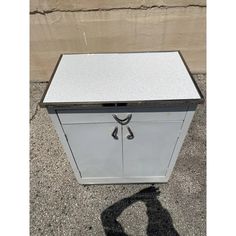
[43, 52, 202, 104]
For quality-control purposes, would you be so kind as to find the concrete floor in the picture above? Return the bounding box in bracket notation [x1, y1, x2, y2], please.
[30, 74, 206, 236]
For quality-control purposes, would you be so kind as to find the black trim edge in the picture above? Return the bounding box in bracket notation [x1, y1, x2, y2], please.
[178, 51, 205, 103]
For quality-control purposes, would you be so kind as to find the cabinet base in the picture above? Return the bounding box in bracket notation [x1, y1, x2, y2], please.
[76, 176, 170, 185]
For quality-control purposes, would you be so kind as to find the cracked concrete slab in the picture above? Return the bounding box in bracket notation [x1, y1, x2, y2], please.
[30, 9, 206, 81]
[30, 4, 206, 15]
[30, 0, 206, 13]
[30, 74, 206, 235]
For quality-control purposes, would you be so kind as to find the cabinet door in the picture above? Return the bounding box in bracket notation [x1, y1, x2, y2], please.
[123, 121, 183, 177]
[63, 123, 122, 178]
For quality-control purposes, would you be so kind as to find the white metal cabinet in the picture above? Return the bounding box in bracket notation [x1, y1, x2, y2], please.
[57, 109, 187, 182]
[41, 51, 204, 184]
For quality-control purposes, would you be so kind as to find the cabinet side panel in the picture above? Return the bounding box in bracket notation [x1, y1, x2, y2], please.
[165, 104, 197, 180]
[47, 108, 82, 182]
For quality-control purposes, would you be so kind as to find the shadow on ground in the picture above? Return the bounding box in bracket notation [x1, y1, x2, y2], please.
[101, 186, 179, 236]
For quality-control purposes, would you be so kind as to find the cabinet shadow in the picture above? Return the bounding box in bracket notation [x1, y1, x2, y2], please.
[101, 186, 179, 236]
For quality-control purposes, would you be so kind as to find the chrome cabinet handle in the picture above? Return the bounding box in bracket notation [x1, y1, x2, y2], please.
[126, 126, 134, 140]
[112, 114, 132, 125]
[111, 126, 119, 140]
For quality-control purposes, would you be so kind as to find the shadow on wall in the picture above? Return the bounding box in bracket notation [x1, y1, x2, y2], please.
[101, 186, 179, 236]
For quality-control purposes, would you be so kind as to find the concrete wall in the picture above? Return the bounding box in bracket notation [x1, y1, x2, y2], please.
[30, 0, 206, 81]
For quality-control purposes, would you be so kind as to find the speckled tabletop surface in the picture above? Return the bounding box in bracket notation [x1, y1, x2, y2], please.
[43, 52, 201, 105]
[30, 74, 206, 236]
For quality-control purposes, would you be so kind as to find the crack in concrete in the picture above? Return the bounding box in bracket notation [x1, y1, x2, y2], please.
[30, 4, 206, 15]
[30, 103, 40, 122]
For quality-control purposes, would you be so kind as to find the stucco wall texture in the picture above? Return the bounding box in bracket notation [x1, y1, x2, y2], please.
[30, 0, 206, 81]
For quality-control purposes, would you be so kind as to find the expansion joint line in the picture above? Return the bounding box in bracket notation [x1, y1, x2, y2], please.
[30, 103, 40, 122]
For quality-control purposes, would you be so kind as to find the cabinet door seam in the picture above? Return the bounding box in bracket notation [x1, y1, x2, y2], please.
[121, 125, 124, 176]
